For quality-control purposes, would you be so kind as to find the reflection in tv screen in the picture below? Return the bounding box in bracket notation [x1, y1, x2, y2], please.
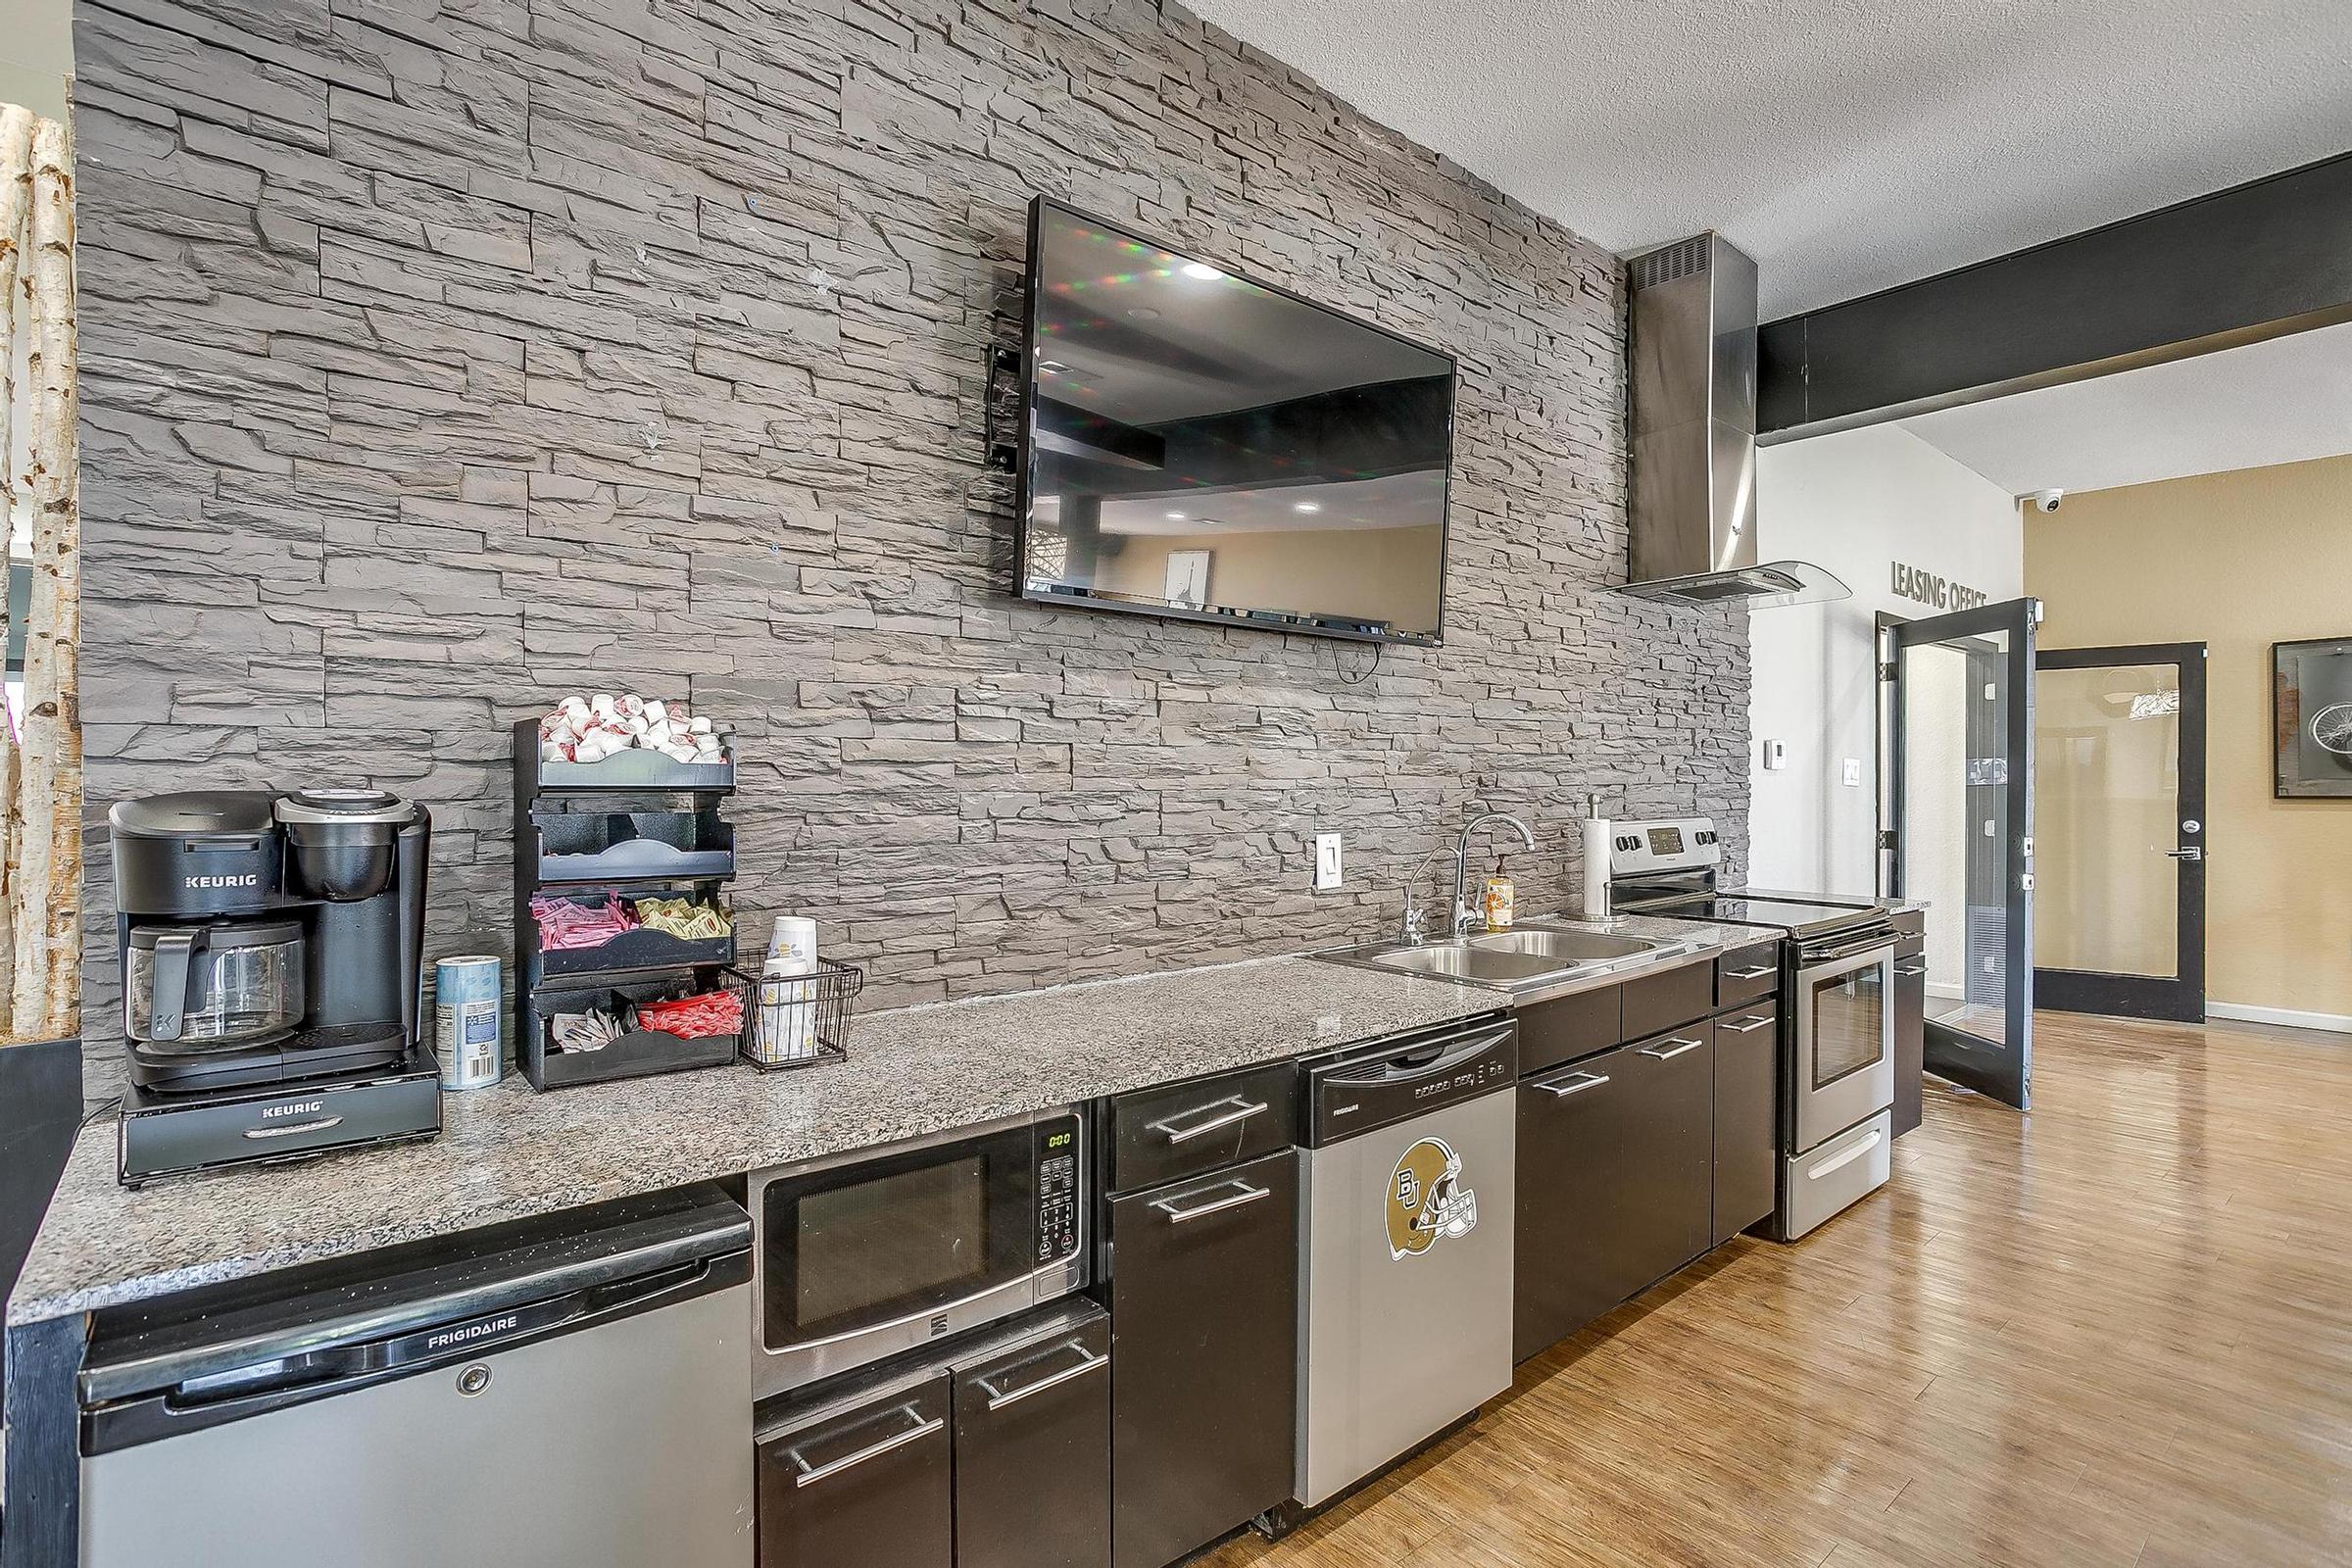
[1018, 200, 1456, 645]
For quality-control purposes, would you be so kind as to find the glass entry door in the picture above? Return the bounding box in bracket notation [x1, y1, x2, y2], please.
[1884, 600, 2037, 1110]
[2033, 644, 2207, 1021]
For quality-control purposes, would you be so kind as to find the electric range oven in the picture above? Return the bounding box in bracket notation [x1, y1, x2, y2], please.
[1609, 819, 1897, 1241]
[748, 1106, 1087, 1399]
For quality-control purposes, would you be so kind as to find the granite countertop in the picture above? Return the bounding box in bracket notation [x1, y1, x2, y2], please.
[11, 955, 1511, 1326]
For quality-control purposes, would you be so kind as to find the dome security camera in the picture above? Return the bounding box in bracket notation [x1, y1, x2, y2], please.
[2026, 488, 2064, 514]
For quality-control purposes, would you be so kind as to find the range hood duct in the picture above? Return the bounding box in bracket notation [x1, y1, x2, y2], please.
[1619, 233, 1848, 611]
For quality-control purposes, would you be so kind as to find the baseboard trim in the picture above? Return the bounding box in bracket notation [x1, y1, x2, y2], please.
[2206, 1001, 2352, 1036]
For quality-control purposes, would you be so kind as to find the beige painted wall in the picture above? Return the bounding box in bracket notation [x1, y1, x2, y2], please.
[2028, 452, 2352, 1022]
[1098, 523, 1443, 633]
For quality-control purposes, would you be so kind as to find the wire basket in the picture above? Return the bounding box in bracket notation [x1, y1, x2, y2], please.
[740, 958, 864, 1071]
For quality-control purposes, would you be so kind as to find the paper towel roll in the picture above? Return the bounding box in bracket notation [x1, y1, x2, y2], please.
[1580, 817, 1613, 920]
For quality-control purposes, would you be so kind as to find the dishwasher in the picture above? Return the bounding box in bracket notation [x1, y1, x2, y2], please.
[1293, 1011, 1518, 1512]
[77, 1184, 756, 1568]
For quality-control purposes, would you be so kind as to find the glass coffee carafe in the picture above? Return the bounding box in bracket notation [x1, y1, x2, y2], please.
[123, 919, 306, 1050]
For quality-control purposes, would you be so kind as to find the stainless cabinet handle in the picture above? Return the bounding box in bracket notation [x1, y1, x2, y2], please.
[790, 1404, 944, 1489]
[979, 1343, 1107, 1412]
[1892, 962, 1928, 976]
[1151, 1180, 1271, 1224]
[1719, 1015, 1774, 1034]
[1532, 1071, 1610, 1098]
[1807, 1129, 1884, 1180]
[1639, 1037, 1704, 1059]
[1726, 965, 1776, 980]
[243, 1116, 345, 1141]
[1149, 1095, 1270, 1145]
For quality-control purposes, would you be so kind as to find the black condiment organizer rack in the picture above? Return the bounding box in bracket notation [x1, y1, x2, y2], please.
[512, 718, 744, 1090]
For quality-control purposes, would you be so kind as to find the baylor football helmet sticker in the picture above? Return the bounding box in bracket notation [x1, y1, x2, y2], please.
[1386, 1137, 1479, 1259]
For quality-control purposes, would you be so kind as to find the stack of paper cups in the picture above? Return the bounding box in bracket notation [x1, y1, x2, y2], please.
[760, 917, 820, 1063]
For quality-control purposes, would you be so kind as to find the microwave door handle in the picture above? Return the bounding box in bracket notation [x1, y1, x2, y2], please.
[791, 1404, 946, 1489]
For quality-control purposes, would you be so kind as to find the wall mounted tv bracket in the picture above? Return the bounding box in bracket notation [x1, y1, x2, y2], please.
[984, 344, 1022, 473]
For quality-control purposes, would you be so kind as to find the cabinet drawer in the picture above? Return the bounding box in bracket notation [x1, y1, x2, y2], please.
[758, 1373, 955, 1568]
[1711, 1005, 1778, 1245]
[1109, 1063, 1296, 1195]
[1715, 942, 1781, 1008]
[1516, 981, 1622, 1074]
[956, 1312, 1112, 1568]
[1108, 1150, 1298, 1568]
[1622, 958, 1714, 1041]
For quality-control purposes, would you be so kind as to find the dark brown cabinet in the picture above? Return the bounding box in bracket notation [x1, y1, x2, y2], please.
[1105, 1124, 1298, 1568]
[1514, 1023, 1715, 1361]
[758, 1372, 956, 1568]
[955, 1315, 1112, 1568]
[1711, 1006, 1778, 1244]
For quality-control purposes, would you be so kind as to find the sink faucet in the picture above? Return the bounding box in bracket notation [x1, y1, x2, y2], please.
[1450, 811, 1537, 937]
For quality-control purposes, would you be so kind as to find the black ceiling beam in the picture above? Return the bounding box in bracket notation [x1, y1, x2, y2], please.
[1756, 151, 2352, 443]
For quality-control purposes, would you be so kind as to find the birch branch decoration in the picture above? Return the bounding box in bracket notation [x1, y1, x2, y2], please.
[11, 112, 77, 1043]
[0, 104, 34, 1020]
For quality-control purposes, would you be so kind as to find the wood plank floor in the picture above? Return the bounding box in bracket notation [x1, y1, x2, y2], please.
[1198, 1011, 2352, 1568]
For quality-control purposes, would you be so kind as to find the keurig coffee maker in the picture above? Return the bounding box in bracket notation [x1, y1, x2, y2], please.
[110, 787, 443, 1184]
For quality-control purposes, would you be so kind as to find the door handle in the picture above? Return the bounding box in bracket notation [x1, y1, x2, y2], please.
[1531, 1070, 1610, 1098]
[2162, 848, 2204, 861]
[1807, 1130, 1884, 1181]
[977, 1343, 1107, 1412]
[1150, 1180, 1271, 1224]
[1148, 1095, 1270, 1145]
[242, 1116, 346, 1141]
[1639, 1037, 1704, 1060]
[790, 1404, 944, 1489]
[1718, 1015, 1774, 1034]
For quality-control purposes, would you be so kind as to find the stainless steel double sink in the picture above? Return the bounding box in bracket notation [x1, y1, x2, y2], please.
[1315, 921, 1710, 1003]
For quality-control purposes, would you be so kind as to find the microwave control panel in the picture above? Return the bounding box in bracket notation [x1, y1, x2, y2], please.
[1035, 1116, 1081, 1265]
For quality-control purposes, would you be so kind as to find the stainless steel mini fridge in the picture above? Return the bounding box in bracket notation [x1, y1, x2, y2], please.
[77, 1186, 756, 1568]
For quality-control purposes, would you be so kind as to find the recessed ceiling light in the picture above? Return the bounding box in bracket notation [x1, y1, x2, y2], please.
[1180, 262, 1224, 281]
[1165, 511, 1188, 520]
[1293, 501, 1322, 514]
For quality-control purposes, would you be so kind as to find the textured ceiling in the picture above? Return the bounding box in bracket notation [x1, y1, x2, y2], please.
[1185, 0, 2352, 318]
[1900, 322, 2352, 495]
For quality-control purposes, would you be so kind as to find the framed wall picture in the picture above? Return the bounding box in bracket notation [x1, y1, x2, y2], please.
[1163, 549, 1211, 612]
[2274, 637, 2352, 798]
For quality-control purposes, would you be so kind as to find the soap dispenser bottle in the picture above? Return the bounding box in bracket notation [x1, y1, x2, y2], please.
[1483, 856, 1516, 931]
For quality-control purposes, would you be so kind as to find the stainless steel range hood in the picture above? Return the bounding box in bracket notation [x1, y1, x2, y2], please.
[1619, 233, 1848, 611]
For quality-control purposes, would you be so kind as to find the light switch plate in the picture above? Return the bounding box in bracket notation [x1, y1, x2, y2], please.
[1313, 833, 1343, 891]
[1761, 739, 1787, 770]
[1841, 759, 1864, 787]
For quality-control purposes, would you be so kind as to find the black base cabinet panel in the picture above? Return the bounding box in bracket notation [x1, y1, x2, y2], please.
[956, 1315, 1113, 1568]
[1514, 1026, 1715, 1363]
[1108, 1148, 1299, 1568]
[757, 1372, 956, 1568]
[1711, 1006, 1778, 1245]
[1892, 932, 1927, 1137]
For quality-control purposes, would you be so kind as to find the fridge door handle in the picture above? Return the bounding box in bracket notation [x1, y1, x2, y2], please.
[790, 1404, 946, 1488]
[977, 1341, 1108, 1412]
[1148, 1095, 1270, 1145]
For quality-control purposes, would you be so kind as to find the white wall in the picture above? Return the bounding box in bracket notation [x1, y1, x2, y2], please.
[1747, 424, 2023, 895]
[0, 0, 71, 122]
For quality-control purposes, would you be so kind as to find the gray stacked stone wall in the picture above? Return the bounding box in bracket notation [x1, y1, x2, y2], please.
[72, 0, 1749, 1103]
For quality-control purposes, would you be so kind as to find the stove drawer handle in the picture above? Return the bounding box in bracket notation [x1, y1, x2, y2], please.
[1149, 1095, 1269, 1146]
[1639, 1037, 1705, 1060]
[1807, 1129, 1885, 1181]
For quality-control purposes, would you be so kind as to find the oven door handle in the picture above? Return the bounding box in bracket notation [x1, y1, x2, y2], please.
[791, 1404, 946, 1489]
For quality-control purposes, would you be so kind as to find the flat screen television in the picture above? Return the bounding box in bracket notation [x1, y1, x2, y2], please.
[1013, 198, 1457, 646]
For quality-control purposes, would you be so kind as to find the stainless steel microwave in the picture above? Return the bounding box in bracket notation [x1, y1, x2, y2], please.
[749, 1106, 1087, 1399]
